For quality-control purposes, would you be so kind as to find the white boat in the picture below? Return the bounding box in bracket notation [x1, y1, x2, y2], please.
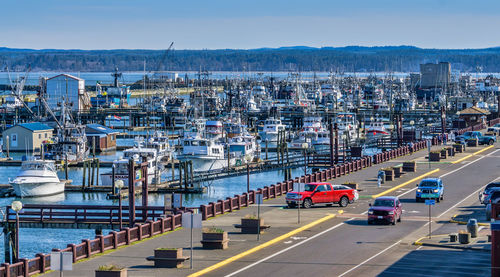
[366, 121, 390, 140]
[289, 117, 324, 149]
[143, 131, 174, 162]
[336, 113, 358, 142]
[259, 118, 286, 147]
[10, 159, 64, 197]
[229, 134, 260, 165]
[101, 144, 164, 186]
[177, 136, 233, 172]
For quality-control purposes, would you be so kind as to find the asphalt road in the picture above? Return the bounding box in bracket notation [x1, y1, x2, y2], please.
[206, 145, 500, 277]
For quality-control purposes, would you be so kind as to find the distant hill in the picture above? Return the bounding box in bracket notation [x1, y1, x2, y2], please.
[1, 45, 500, 72]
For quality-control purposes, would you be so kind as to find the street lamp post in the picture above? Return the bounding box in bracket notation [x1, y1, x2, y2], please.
[115, 180, 124, 230]
[11, 200, 22, 262]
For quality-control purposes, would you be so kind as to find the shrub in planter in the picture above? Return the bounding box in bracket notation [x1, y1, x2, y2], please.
[402, 161, 417, 172]
[237, 214, 268, 234]
[429, 151, 441, 162]
[95, 265, 127, 277]
[458, 230, 471, 244]
[201, 227, 229, 249]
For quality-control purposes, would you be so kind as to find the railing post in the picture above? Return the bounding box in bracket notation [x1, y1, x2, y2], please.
[124, 227, 131, 245]
[83, 239, 91, 257]
[68, 244, 77, 263]
[111, 232, 119, 249]
[97, 235, 105, 253]
[36, 254, 46, 273]
[21, 258, 29, 277]
[4, 263, 10, 277]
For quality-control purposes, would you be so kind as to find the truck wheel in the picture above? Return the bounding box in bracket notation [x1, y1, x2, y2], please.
[339, 196, 349, 207]
[437, 197, 440, 203]
[397, 214, 402, 222]
[288, 203, 297, 209]
[489, 140, 494, 145]
[392, 218, 396, 225]
[440, 194, 444, 201]
[303, 198, 313, 209]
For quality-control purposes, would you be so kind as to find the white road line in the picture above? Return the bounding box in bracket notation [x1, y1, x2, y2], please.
[437, 175, 500, 218]
[224, 221, 349, 277]
[397, 149, 500, 199]
[338, 240, 402, 277]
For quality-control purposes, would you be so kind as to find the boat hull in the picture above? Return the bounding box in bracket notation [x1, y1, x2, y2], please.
[11, 181, 65, 198]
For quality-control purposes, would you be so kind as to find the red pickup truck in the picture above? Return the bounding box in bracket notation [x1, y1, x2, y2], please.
[285, 182, 358, 208]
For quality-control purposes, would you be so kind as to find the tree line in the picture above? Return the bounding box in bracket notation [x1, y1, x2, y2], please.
[1, 46, 500, 72]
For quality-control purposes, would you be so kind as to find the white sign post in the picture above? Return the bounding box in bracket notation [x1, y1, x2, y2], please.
[51, 252, 73, 277]
[425, 199, 435, 238]
[182, 212, 202, 269]
[256, 193, 263, 241]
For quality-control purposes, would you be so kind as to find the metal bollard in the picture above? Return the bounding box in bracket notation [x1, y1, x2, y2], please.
[467, 218, 478, 238]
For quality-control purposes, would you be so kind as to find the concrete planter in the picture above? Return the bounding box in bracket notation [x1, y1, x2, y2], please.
[146, 248, 188, 268]
[402, 161, 416, 172]
[453, 144, 464, 153]
[393, 166, 402, 178]
[201, 231, 229, 249]
[447, 147, 455, 157]
[383, 168, 394, 181]
[239, 218, 266, 234]
[440, 149, 448, 159]
[429, 152, 441, 162]
[95, 269, 127, 277]
[343, 183, 358, 190]
[467, 138, 478, 147]
[458, 232, 471, 244]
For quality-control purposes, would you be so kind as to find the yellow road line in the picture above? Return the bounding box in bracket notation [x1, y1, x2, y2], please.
[451, 145, 495, 164]
[371, 169, 440, 199]
[413, 234, 449, 246]
[187, 213, 337, 277]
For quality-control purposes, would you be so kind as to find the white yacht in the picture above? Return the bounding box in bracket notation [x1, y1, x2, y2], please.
[178, 136, 233, 172]
[101, 144, 164, 186]
[10, 159, 64, 197]
[143, 131, 174, 162]
[259, 118, 286, 147]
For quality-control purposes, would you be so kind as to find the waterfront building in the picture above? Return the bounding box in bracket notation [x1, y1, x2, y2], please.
[85, 123, 119, 152]
[2, 122, 53, 153]
[45, 74, 91, 111]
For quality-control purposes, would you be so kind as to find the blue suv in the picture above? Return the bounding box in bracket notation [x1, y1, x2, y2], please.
[416, 178, 444, 203]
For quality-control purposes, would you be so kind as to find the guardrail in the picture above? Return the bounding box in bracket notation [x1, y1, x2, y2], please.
[5, 204, 170, 226]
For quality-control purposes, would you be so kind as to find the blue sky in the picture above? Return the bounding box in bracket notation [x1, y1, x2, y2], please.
[2, 0, 500, 50]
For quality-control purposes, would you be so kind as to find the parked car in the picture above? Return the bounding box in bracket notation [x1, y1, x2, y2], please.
[416, 178, 444, 202]
[285, 182, 358, 209]
[479, 182, 500, 204]
[455, 131, 496, 145]
[367, 196, 402, 225]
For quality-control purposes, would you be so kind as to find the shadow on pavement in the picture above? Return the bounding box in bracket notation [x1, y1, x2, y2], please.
[378, 248, 490, 276]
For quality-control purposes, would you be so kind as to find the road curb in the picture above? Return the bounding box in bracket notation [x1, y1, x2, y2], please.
[450, 214, 490, 227]
[451, 145, 495, 164]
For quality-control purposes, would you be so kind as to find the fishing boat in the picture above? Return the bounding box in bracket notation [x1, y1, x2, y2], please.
[177, 136, 233, 172]
[229, 134, 260, 165]
[100, 142, 164, 186]
[10, 159, 64, 197]
[366, 121, 390, 140]
[259, 118, 286, 147]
